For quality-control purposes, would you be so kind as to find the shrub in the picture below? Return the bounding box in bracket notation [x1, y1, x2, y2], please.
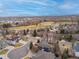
[29, 42, 33, 49]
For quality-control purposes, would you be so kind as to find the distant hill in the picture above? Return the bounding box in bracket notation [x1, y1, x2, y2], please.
[0, 15, 79, 22]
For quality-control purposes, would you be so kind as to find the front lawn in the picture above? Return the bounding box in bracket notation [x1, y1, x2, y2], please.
[0, 49, 8, 55]
[22, 36, 28, 42]
[24, 57, 31, 59]
[14, 43, 23, 48]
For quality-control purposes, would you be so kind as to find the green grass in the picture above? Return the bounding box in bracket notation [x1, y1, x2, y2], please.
[24, 57, 31, 59]
[0, 49, 8, 55]
[9, 22, 54, 30]
[14, 43, 23, 48]
[22, 36, 28, 41]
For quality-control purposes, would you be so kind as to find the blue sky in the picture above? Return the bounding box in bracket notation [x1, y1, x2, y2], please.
[0, 0, 79, 16]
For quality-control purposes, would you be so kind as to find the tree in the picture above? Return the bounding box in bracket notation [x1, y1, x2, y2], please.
[29, 42, 33, 49]
[32, 30, 37, 37]
[0, 43, 3, 50]
[47, 28, 49, 32]
[44, 19, 46, 22]
[5, 29, 9, 35]
[23, 30, 26, 35]
[62, 34, 73, 42]
[62, 49, 68, 59]
[2, 23, 12, 28]
[68, 34, 72, 42]
[27, 29, 29, 33]
[60, 29, 65, 34]
[37, 40, 40, 43]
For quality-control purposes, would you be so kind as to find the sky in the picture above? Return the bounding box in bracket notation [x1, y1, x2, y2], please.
[0, 0, 79, 16]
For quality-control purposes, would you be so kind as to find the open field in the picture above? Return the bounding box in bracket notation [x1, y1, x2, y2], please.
[9, 21, 78, 31]
[9, 22, 54, 30]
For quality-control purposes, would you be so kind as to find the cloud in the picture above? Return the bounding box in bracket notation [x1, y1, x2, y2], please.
[0, 0, 79, 16]
[13, 0, 57, 7]
[17, 0, 47, 5]
[0, 0, 58, 16]
[59, 2, 78, 10]
[0, 3, 6, 13]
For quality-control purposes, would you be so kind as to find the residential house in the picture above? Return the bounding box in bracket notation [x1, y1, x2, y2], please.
[58, 40, 73, 56]
[6, 35, 21, 45]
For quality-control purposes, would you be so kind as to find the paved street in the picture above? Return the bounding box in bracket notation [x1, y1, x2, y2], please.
[7, 42, 30, 59]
